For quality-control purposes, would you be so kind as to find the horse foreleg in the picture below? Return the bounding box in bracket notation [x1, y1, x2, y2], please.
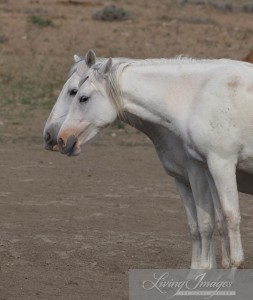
[205, 170, 230, 268]
[187, 160, 216, 269]
[175, 178, 201, 269]
[207, 154, 243, 268]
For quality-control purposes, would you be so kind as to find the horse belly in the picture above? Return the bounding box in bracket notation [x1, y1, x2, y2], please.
[237, 170, 253, 195]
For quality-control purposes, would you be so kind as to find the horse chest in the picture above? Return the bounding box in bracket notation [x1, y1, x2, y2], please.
[154, 142, 188, 180]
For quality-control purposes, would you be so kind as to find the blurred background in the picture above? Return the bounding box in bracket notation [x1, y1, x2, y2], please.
[0, 0, 253, 140]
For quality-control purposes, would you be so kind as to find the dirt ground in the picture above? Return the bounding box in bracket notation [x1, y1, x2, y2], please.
[0, 0, 253, 299]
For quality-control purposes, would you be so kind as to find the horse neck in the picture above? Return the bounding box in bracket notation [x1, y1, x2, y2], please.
[122, 112, 184, 170]
[123, 111, 171, 143]
[120, 63, 202, 136]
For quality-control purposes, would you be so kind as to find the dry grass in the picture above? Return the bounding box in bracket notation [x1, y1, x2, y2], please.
[28, 14, 53, 27]
[92, 5, 131, 22]
[0, 33, 8, 43]
[178, 0, 253, 13]
[243, 1, 253, 12]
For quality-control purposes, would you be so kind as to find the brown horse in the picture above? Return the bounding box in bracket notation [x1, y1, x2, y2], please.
[242, 51, 253, 63]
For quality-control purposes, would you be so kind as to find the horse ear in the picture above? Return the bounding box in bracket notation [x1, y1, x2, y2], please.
[102, 58, 113, 76]
[85, 49, 97, 67]
[74, 54, 82, 63]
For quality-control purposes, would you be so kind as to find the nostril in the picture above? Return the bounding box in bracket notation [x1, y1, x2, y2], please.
[58, 137, 65, 149]
[44, 132, 51, 143]
[44, 126, 59, 151]
[58, 135, 77, 155]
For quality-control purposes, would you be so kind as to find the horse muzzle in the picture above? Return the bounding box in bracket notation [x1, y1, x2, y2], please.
[57, 134, 78, 156]
[43, 124, 60, 151]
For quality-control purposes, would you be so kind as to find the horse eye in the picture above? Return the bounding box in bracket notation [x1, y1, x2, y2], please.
[69, 89, 78, 96]
[79, 96, 89, 103]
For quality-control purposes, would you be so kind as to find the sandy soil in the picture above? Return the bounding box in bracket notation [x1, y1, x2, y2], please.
[0, 0, 253, 299]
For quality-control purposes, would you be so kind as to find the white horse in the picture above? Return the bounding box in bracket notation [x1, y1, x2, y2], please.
[44, 52, 226, 269]
[44, 52, 243, 269]
[44, 53, 224, 269]
[56, 55, 253, 268]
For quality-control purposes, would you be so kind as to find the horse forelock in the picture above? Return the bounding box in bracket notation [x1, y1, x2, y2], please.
[78, 60, 107, 88]
[68, 56, 105, 79]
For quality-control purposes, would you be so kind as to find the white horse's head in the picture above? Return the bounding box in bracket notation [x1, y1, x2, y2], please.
[43, 50, 97, 151]
[57, 58, 120, 156]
